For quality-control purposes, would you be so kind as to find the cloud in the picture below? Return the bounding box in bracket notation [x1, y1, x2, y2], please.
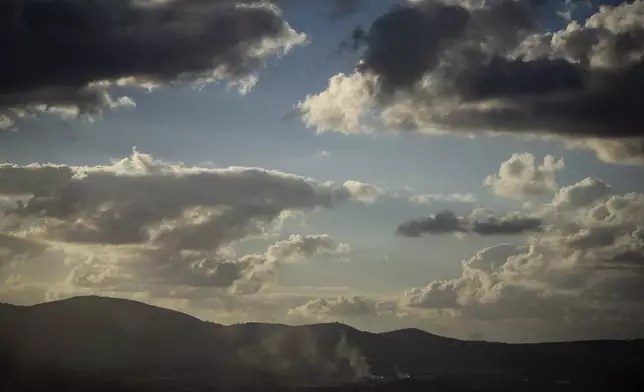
[396, 209, 468, 237]
[409, 193, 476, 204]
[470, 216, 543, 236]
[564, 138, 644, 165]
[288, 295, 380, 320]
[63, 233, 349, 296]
[298, 0, 644, 164]
[315, 150, 332, 158]
[551, 177, 612, 208]
[400, 177, 644, 339]
[298, 72, 376, 134]
[401, 278, 464, 309]
[396, 209, 543, 237]
[0, 151, 375, 298]
[0, 164, 74, 195]
[341, 180, 384, 203]
[64, 248, 251, 293]
[267, 234, 350, 263]
[543, 177, 613, 220]
[1, 150, 376, 246]
[0, 0, 306, 129]
[484, 153, 564, 200]
[0, 233, 46, 267]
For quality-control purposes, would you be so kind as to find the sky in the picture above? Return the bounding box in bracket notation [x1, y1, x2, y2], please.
[1, 0, 644, 343]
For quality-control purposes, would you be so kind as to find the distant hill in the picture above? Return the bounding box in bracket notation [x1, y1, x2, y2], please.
[2, 296, 644, 391]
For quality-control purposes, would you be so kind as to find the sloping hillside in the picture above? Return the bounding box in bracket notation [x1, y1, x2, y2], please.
[2, 296, 226, 370]
[2, 296, 644, 390]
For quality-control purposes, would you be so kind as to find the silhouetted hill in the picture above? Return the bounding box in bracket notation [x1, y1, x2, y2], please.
[380, 327, 454, 342]
[2, 296, 644, 391]
[2, 296, 224, 369]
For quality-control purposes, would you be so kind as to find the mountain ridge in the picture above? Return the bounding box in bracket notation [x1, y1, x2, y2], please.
[2, 296, 644, 390]
[4, 296, 637, 344]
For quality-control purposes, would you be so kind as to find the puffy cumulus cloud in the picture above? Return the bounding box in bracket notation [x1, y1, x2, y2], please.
[62, 233, 349, 296]
[341, 180, 384, 203]
[520, 0, 644, 69]
[400, 177, 644, 340]
[0, 234, 351, 316]
[288, 295, 396, 321]
[298, 0, 541, 133]
[396, 209, 543, 237]
[542, 177, 614, 221]
[484, 153, 564, 200]
[62, 247, 251, 294]
[0, 0, 306, 130]
[551, 177, 612, 209]
[400, 243, 523, 308]
[267, 234, 350, 264]
[298, 72, 377, 134]
[0, 151, 375, 299]
[1, 150, 378, 246]
[298, 0, 644, 164]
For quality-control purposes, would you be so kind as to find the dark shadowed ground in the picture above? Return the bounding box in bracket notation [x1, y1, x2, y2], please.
[2, 296, 643, 391]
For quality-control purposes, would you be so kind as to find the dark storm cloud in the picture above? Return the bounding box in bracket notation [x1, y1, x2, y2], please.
[432, 59, 644, 138]
[357, 1, 471, 90]
[352, 0, 539, 90]
[396, 209, 467, 237]
[300, 0, 644, 163]
[471, 216, 543, 235]
[0, 164, 74, 195]
[396, 209, 543, 237]
[0, 0, 305, 127]
[453, 57, 585, 101]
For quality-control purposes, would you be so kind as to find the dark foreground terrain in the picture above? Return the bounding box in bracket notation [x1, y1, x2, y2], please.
[2, 296, 643, 391]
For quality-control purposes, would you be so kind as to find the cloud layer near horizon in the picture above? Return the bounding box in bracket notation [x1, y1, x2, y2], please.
[400, 173, 644, 340]
[298, 0, 644, 164]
